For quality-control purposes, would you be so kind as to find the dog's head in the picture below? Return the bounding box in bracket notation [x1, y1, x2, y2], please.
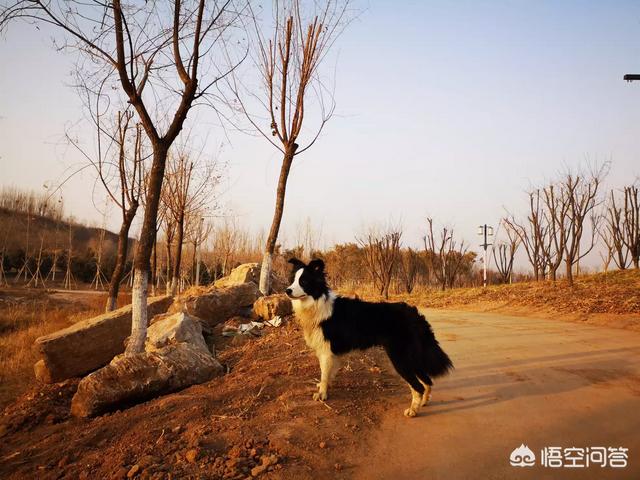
[285, 258, 329, 300]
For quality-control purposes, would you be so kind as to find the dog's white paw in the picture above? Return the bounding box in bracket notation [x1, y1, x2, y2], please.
[313, 391, 328, 401]
[404, 407, 417, 418]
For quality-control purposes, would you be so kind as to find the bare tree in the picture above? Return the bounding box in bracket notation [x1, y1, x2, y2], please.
[186, 212, 213, 286]
[560, 167, 605, 285]
[294, 217, 323, 261]
[504, 190, 548, 281]
[230, 0, 350, 294]
[397, 248, 421, 293]
[69, 110, 145, 311]
[623, 185, 640, 268]
[162, 150, 219, 295]
[601, 189, 630, 270]
[541, 184, 568, 281]
[599, 232, 614, 273]
[213, 219, 239, 277]
[423, 218, 468, 291]
[357, 226, 402, 299]
[492, 221, 519, 284]
[1, 0, 247, 353]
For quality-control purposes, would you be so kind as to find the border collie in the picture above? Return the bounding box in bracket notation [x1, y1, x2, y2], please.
[286, 258, 453, 417]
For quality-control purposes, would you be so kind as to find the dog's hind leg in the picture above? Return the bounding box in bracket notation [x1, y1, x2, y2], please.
[419, 382, 432, 407]
[405, 384, 424, 418]
[386, 349, 425, 417]
[416, 372, 433, 407]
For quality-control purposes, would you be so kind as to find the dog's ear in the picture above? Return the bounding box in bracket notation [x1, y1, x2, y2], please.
[288, 257, 305, 269]
[308, 259, 325, 273]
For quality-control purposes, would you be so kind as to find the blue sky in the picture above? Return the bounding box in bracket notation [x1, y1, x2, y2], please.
[1, 1, 639, 269]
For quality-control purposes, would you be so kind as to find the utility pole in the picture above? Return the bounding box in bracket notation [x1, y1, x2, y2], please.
[477, 224, 494, 287]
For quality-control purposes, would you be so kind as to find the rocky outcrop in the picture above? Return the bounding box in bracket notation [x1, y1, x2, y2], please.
[146, 312, 210, 353]
[213, 263, 260, 288]
[169, 283, 261, 327]
[34, 296, 173, 383]
[70, 342, 223, 417]
[253, 294, 292, 320]
[213, 262, 287, 293]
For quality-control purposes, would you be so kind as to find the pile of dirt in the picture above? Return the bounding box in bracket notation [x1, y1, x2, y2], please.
[0, 316, 401, 479]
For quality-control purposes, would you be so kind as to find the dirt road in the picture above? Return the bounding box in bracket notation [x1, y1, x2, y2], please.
[354, 310, 640, 480]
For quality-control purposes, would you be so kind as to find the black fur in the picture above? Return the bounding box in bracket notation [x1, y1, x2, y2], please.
[287, 257, 329, 299]
[288, 258, 453, 396]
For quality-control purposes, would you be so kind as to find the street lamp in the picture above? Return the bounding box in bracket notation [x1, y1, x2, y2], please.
[477, 224, 494, 287]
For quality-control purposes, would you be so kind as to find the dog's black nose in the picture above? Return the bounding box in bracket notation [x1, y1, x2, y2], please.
[285, 288, 292, 295]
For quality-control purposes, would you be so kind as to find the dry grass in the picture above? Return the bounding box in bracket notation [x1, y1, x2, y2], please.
[405, 269, 640, 314]
[345, 269, 640, 329]
[0, 289, 131, 409]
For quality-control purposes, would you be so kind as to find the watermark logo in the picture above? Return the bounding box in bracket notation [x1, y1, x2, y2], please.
[510, 444, 536, 467]
[510, 445, 629, 469]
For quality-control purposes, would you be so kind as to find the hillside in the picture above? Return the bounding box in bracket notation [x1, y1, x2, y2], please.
[0, 207, 121, 256]
[0, 207, 130, 283]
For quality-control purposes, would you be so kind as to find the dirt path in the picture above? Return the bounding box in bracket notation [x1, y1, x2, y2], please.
[354, 309, 640, 480]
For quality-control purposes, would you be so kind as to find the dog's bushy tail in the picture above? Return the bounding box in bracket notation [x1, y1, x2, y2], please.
[415, 309, 453, 378]
[423, 341, 454, 378]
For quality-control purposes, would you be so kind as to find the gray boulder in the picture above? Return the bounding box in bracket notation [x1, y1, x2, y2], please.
[169, 282, 261, 326]
[213, 262, 287, 293]
[213, 263, 260, 287]
[146, 312, 210, 353]
[70, 343, 223, 417]
[34, 296, 172, 383]
[253, 294, 292, 320]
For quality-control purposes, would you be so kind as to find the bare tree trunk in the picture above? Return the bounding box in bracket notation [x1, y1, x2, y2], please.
[129, 268, 149, 353]
[105, 208, 136, 312]
[191, 241, 197, 284]
[259, 147, 296, 294]
[165, 238, 173, 296]
[127, 145, 167, 355]
[566, 260, 574, 286]
[150, 233, 157, 296]
[171, 213, 185, 295]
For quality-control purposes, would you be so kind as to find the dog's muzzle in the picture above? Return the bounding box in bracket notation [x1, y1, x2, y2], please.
[285, 288, 306, 299]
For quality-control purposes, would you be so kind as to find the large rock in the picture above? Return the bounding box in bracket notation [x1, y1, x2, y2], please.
[214, 263, 260, 288]
[70, 343, 223, 417]
[253, 294, 292, 320]
[146, 312, 209, 353]
[34, 296, 172, 383]
[169, 283, 261, 327]
[214, 262, 287, 293]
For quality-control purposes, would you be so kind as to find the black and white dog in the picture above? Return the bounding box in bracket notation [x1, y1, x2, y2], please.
[286, 258, 453, 417]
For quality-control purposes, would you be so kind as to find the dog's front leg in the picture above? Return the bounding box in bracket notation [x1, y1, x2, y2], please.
[313, 352, 334, 401]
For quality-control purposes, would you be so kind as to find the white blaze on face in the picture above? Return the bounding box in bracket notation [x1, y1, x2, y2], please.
[288, 268, 307, 298]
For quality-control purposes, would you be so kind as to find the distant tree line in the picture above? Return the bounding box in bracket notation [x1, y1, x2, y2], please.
[505, 164, 639, 285]
[0, 186, 64, 221]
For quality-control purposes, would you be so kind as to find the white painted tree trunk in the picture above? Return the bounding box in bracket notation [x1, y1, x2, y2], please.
[126, 268, 148, 355]
[170, 277, 178, 296]
[258, 251, 273, 295]
[195, 244, 201, 286]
